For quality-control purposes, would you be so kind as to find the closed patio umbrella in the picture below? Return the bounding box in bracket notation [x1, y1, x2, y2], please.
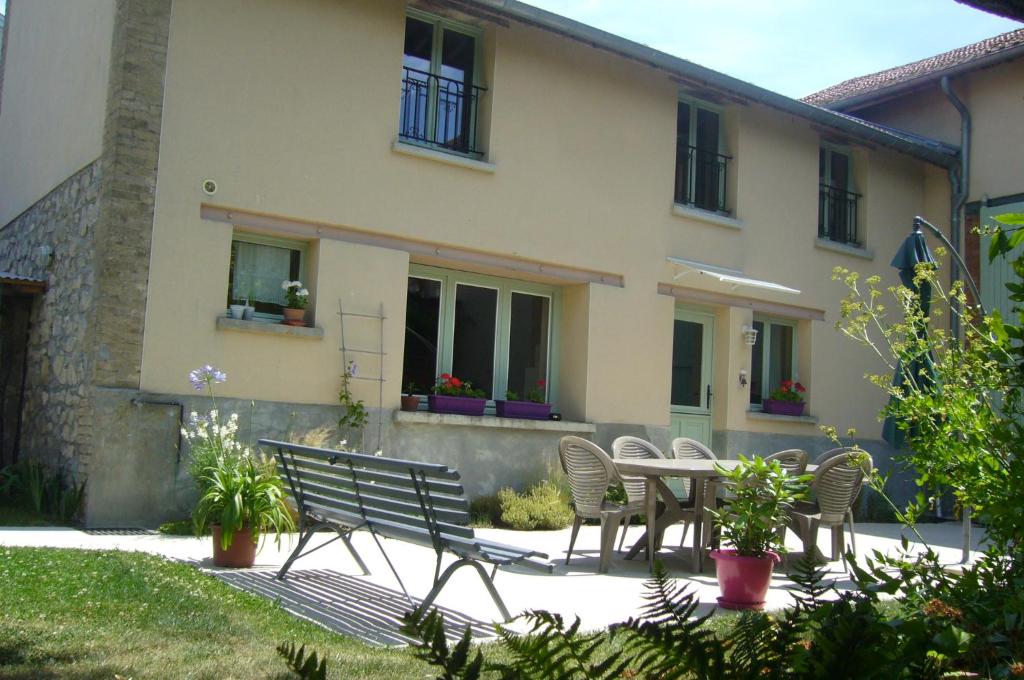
[881, 223, 937, 448]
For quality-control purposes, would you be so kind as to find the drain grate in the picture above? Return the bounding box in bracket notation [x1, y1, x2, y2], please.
[83, 528, 159, 536]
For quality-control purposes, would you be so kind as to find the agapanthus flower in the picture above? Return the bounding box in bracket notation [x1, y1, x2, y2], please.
[189, 365, 227, 391]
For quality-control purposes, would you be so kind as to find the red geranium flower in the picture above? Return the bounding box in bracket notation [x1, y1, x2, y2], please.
[795, 382, 806, 393]
[440, 373, 451, 380]
[450, 377, 462, 388]
[537, 379, 546, 387]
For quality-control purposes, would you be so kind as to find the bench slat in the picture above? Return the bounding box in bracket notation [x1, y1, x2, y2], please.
[275, 464, 469, 512]
[290, 477, 469, 525]
[299, 490, 476, 539]
[304, 504, 550, 573]
[261, 440, 461, 480]
[278, 456, 465, 497]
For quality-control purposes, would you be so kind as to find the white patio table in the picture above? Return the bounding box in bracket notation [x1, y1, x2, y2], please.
[614, 457, 817, 573]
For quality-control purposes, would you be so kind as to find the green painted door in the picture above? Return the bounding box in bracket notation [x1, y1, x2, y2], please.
[670, 308, 714, 447]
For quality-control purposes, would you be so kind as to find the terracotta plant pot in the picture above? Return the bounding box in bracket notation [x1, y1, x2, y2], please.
[762, 399, 805, 417]
[427, 394, 486, 416]
[710, 548, 781, 610]
[494, 400, 551, 420]
[211, 525, 257, 568]
[281, 307, 306, 326]
[400, 395, 421, 412]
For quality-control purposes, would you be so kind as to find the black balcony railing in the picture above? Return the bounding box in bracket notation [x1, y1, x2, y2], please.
[818, 184, 861, 246]
[399, 67, 486, 156]
[674, 144, 731, 213]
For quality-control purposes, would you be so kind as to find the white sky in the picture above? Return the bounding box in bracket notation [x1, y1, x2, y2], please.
[522, 0, 1021, 98]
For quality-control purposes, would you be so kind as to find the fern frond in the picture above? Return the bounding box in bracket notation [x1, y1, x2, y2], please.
[493, 610, 628, 680]
[399, 606, 484, 680]
[615, 562, 727, 679]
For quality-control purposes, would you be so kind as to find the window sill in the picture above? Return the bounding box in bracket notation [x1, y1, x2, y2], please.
[394, 410, 595, 433]
[814, 237, 874, 260]
[392, 140, 496, 174]
[671, 203, 742, 230]
[216, 316, 324, 339]
[746, 409, 818, 425]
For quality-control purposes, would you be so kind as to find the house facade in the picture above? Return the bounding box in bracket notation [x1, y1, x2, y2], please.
[806, 27, 1024, 320]
[0, 0, 960, 527]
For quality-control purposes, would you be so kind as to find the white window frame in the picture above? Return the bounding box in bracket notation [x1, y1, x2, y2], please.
[402, 9, 484, 157]
[675, 95, 728, 214]
[407, 264, 560, 407]
[750, 315, 798, 408]
[227, 232, 308, 321]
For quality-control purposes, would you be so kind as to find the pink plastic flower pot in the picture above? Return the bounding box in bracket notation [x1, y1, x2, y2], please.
[494, 400, 551, 420]
[710, 549, 781, 610]
[761, 399, 805, 417]
[427, 394, 486, 416]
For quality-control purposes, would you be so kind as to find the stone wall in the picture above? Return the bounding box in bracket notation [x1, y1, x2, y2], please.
[91, 0, 171, 388]
[0, 162, 102, 478]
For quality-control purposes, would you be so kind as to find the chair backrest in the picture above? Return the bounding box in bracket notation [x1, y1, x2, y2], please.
[812, 451, 872, 523]
[611, 436, 665, 505]
[558, 436, 618, 519]
[764, 448, 808, 476]
[813, 447, 857, 466]
[670, 437, 716, 498]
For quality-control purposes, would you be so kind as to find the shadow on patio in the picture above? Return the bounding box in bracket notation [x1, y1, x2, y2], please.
[210, 566, 497, 647]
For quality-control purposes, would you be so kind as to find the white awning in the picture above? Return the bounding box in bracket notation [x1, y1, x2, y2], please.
[667, 256, 800, 295]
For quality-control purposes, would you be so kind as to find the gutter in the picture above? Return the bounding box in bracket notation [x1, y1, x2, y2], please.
[941, 76, 971, 340]
[466, 0, 959, 168]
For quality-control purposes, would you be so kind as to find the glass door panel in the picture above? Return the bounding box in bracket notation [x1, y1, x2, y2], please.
[451, 283, 498, 397]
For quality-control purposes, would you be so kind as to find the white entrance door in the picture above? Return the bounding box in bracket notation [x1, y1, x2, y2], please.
[670, 308, 714, 447]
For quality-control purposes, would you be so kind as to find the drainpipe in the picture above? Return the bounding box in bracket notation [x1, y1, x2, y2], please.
[941, 75, 971, 339]
[940, 75, 972, 562]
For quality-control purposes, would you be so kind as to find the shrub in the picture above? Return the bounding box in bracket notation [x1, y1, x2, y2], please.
[469, 494, 501, 527]
[496, 481, 574, 531]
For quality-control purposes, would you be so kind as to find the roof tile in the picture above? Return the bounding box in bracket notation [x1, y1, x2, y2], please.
[803, 27, 1024, 107]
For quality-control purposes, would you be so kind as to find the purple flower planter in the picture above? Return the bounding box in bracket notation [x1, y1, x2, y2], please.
[762, 399, 805, 417]
[428, 394, 486, 416]
[494, 400, 552, 420]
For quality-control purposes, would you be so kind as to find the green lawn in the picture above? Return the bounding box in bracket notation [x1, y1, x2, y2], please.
[0, 547, 426, 679]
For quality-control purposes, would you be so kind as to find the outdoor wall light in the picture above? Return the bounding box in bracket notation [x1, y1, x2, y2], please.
[741, 325, 758, 347]
[739, 369, 748, 387]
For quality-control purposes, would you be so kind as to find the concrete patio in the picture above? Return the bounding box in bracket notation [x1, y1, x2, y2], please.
[0, 521, 984, 646]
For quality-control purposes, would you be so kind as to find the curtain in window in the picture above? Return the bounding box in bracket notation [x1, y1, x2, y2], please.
[232, 242, 292, 306]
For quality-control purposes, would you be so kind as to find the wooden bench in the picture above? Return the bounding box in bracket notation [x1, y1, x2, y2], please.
[261, 439, 552, 621]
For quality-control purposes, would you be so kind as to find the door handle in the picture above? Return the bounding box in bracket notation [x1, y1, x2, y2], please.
[706, 384, 712, 409]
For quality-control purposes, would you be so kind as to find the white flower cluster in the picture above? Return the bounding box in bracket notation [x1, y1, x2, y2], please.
[181, 410, 247, 455]
[281, 280, 309, 296]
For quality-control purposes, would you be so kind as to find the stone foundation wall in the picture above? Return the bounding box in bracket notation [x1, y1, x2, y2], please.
[0, 162, 103, 478]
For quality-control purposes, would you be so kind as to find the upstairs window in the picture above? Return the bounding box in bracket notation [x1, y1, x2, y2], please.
[749, 316, 797, 408]
[402, 266, 556, 404]
[400, 12, 485, 156]
[818, 146, 861, 246]
[674, 100, 730, 214]
[226, 233, 307, 319]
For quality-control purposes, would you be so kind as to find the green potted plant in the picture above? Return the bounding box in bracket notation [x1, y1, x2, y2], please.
[281, 280, 309, 326]
[192, 451, 294, 568]
[762, 379, 806, 416]
[428, 373, 486, 416]
[401, 381, 420, 412]
[183, 364, 295, 568]
[708, 455, 809, 609]
[495, 379, 551, 419]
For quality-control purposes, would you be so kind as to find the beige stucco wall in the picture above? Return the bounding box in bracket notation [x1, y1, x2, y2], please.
[0, 0, 114, 226]
[140, 0, 950, 444]
[854, 57, 1024, 203]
